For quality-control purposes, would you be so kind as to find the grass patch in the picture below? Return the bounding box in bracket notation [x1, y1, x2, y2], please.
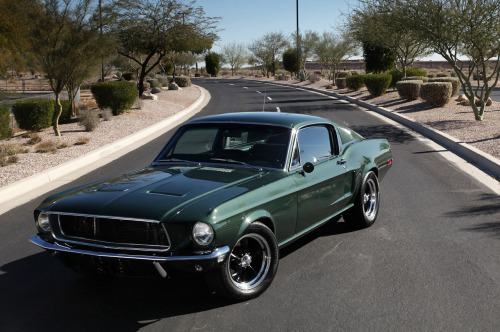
[26, 133, 42, 145]
[35, 141, 58, 153]
[74, 137, 90, 145]
[0, 143, 27, 166]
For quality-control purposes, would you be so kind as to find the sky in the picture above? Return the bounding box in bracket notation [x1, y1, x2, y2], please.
[193, 0, 443, 61]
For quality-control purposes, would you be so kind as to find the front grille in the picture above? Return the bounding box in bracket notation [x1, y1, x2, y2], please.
[50, 213, 170, 250]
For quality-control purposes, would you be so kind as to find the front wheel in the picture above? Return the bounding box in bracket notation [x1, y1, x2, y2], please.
[206, 222, 279, 301]
[343, 171, 380, 228]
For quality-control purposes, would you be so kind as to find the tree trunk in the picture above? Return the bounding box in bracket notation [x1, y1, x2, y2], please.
[53, 91, 62, 136]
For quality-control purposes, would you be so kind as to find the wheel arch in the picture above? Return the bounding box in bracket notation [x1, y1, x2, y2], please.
[237, 210, 276, 239]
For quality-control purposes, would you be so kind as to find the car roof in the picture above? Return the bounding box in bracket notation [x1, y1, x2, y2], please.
[187, 112, 336, 129]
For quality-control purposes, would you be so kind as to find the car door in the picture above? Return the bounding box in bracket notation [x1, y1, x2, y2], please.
[292, 125, 350, 234]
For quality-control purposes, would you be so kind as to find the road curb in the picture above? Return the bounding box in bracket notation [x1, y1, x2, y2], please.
[0, 85, 209, 215]
[256, 80, 500, 181]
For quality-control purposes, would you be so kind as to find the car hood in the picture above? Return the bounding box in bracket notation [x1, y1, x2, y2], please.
[43, 166, 266, 222]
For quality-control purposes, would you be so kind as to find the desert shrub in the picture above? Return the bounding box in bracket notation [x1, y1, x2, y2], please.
[175, 76, 191, 87]
[402, 76, 429, 83]
[195, 73, 201, 77]
[75, 136, 90, 145]
[12, 99, 54, 131]
[78, 109, 100, 131]
[35, 140, 58, 153]
[346, 75, 366, 91]
[168, 83, 179, 90]
[100, 108, 113, 121]
[420, 82, 452, 107]
[26, 133, 42, 145]
[0, 107, 9, 140]
[0, 144, 25, 166]
[147, 79, 161, 88]
[156, 76, 169, 87]
[428, 77, 461, 96]
[325, 84, 333, 89]
[396, 80, 423, 100]
[351, 71, 360, 75]
[364, 74, 392, 97]
[122, 72, 135, 81]
[436, 73, 448, 77]
[91, 81, 137, 115]
[336, 71, 350, 79]
[428, 74, 435, 78]
[298, 69, 308, 82]
[308, 74, 321, 83]
[274, 74, 290, 81]
[336, 78, 347, 89]
[388, 68, 427, 88]
[151, 87, 162, 94]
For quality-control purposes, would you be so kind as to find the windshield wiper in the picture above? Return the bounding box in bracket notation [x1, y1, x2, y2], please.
[210, 158, 263, 171]
[157, 158, 202, 166]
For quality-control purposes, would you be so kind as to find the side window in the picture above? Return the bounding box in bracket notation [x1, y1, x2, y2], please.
[295, 126, 333, 165]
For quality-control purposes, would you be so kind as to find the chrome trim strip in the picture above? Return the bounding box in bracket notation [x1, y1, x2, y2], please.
[30, 235, 230, 262]
[48, 211, 161, 223]
[49, 236, 171, 252]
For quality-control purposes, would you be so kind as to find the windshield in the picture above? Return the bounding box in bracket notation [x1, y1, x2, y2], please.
[156, 123, 291, 169]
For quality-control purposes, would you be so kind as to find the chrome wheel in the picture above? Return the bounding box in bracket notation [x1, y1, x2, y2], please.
[363, 177, 378, 221]
[228, 233, 271, 290]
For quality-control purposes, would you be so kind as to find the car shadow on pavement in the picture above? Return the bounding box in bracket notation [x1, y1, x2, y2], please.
[0, 252, 235, 331]
[350, 124, 416, 144]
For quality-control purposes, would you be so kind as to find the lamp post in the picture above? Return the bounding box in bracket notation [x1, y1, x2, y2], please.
[296, 0, 300, 77]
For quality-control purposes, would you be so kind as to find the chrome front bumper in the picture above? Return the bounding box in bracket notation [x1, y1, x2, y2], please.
[30, 234, 230, 262]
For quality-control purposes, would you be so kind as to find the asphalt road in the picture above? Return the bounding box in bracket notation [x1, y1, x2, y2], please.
[1, 79, 499, 331]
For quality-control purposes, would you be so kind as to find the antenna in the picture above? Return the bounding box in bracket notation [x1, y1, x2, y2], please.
[262, 87, 267, 112]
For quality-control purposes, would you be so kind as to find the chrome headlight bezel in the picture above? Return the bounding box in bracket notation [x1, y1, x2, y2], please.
[37, 211, 51, 232]
[192, 222, 214, 246]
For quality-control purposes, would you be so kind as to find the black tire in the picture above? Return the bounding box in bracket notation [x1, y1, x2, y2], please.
[343, 171, 380, 228]
[206, 222, 279, 301]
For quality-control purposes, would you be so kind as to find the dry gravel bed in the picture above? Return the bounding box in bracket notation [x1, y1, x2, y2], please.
[244, 76, 500, 160]
[0, 86, 200, 188]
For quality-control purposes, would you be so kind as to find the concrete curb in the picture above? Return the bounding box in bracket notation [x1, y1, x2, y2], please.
[0, 85, 209, 215]
[256, 80, 500, 180]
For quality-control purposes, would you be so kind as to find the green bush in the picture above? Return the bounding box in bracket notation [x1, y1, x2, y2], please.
[195, 73, 201, 77]
[325, 84, 333, 89]
[168, 83, 179, 90]
[336, 78, 347, 89]
[142, 82, 151, 90]
[420, 82, 452, 107]
[364, 74, 392, 97]
[122, 72, 135, 81]
[336, 71, 350, 79]
[147, 79, 162, 88]
[91, 81, 137, 115]
[175, 76, 191, 87]
[346, 75, 366, 91]
[151, 87, 162, 94]
[58, 100, 72, 124]
[156, 76, 170, 87]
[0, 107, 9, 139]
[12, 99, 54, 131]
[388, 68, 427, 88]
[396, 80, 423, 100]
[429, 77, 461, 96]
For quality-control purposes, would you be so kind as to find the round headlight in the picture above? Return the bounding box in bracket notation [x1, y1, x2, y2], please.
[37, 212, 51, 232]
[192, 222, 214, 246]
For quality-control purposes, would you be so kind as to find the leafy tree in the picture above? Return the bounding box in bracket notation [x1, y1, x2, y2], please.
[248, 39, 273, 77]
[282, 48, 301, 77]
[363, 41, 397, 74]
[374, 0, 500, 121]
[291, 30, 319, 70]
[205, 52, 220, 77]
[314, 32, 358, 84]
[221, 42, 247, 76]
[23, 0, 100, 136]
[249, 32, 288, 77]
[113, 0, 218, 96]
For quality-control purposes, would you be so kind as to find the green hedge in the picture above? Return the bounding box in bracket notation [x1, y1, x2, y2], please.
[91, 81, 137, 115]
[12, 99, 54, 131]
[336, 78, 347, 89]
[0, 107, 9, 139]
[175, 76, 191, 87]
[346, 75, 366, 91]
[364, 74, 392, 97]
[388, 68, 427, 88]
[122, 72, 135, 81]
[429, 77, 461, 96]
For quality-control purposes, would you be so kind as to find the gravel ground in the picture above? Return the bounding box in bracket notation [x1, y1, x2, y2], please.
[1, 77, 499, 189]
[0, 86, 200, 188]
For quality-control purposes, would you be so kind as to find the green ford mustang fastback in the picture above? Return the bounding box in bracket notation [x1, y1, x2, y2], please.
[30, 112, 392, 300]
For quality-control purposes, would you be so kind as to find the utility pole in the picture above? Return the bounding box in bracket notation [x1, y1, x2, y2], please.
[296, 0, 300, 77]
[99, 0, 104, 82]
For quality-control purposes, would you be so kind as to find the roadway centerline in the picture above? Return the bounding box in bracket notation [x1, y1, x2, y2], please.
[267, 97, 272, 101]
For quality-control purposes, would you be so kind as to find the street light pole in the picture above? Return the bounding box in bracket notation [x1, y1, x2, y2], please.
[296, 0, 300, 77]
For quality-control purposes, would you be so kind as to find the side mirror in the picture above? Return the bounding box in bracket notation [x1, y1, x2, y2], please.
[303, 162, 314, 173]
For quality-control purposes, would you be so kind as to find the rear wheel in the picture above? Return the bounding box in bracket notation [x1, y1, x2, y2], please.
[343, 171, 380, 228]
[207, 222, 279, 301]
